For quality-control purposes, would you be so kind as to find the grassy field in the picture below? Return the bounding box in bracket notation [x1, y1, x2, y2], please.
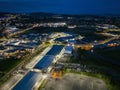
[0, 58, 22, 76]
[38, 79, 48, 90]
[69, 48, 120, 90]
[96, 49, 120, 62]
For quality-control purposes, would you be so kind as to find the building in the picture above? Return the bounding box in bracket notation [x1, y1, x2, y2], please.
[64, 45, 73, 54]
[34, 55, 55, 72]
[13, 71, 43, 90]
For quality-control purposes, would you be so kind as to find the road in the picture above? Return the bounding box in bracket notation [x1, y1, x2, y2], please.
[8, 27, 33, 37]
[0, 45, 51, 90]
[0, 45, 46, 88]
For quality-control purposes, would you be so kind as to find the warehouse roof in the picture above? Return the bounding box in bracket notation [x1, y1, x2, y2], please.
[13, 71, 42, 90]
[46, 45, 64, 56]
[34, 55, 55, 70]
[64, 45, 73, 54]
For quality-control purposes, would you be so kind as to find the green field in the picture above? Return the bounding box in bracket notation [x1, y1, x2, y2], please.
[96, 49, 120, 62]
[69, 48, 120, 90]
[0, 58, 22, 76]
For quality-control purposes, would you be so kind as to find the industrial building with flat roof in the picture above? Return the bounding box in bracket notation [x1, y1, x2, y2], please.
[34, 55, 55, 70]
[64, 45, 73, 54]
[13, 71, 43, 90]
[34, 45, 64, 71]
[13, 45, 65, 90]
[46, 45, 64, 56]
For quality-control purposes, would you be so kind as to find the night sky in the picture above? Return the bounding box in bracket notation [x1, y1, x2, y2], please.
[0, 0, 120, 15]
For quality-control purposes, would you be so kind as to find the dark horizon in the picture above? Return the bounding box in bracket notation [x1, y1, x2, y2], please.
[1, 11, 120, 16]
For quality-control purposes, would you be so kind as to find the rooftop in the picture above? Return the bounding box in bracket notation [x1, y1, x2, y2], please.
[13, 71, 42, 90]
[46, 45, 64, 56]
[34, 55, 55, 70]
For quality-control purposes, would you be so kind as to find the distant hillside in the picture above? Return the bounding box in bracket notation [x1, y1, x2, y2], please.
[30, 12, 57, 17]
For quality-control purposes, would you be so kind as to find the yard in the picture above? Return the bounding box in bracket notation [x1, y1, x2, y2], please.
[42, 73, 107, 90]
